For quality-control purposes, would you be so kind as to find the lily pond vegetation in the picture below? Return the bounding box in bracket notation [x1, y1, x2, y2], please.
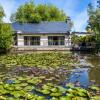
[0, 52, 100, 100]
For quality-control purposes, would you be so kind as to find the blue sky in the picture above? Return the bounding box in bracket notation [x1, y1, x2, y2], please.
[0, 0, 97, 31]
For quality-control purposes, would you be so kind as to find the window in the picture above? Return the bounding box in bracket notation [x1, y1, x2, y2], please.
[24, 36, 40, 46]
[30, 36, 40, 45]
[48, 36, 65, 46]
[24, 36, 30, 45]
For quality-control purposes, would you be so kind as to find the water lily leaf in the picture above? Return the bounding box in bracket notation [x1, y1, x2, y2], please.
[72, 97, 87, 100]
[13, 80, 21, 84]
[0, 96, 6, 100]
[91, 96, 100, 100]
[66, 83, 74, 89]
[47, 83, 54, 87]
[42, 85, 50, 90]
[0, 85, 4, 90]
[7, 97, 15, 100]
[41, 89, 50, 95]
[23, 86, 34, 91]
[50, 92, 62, 97]
[77, 92, 87, 97]
[4, 84, 14, 91]
[51, 97, 59, 100]
[27, 78, 40, 85]
[60, 96, 71, 100]
[19, 83, 28, 87]
[15, 86, 22, 90]
[90, 86, 100, 91]
[66, 93, 74, 97]
[24, 93, 34, 99]
[57, 86, 66, 93]
[51, 87, 58, 93]
[0, 89, 8, 94]
[36, 96, 46, 100]
[11, 91, 21, 98]
[17, 77, 26, 81]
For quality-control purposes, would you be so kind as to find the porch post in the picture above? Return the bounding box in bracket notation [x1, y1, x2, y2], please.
[41, 35, 48, 46]
[17, 35, 24, 46]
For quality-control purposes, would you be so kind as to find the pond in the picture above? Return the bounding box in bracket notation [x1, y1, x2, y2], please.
[0, 52, 100, 99]
[0, 51, 100, 86]
[74, 52, 100, 85]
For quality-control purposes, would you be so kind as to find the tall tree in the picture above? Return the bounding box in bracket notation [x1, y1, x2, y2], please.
[0, 24, 13, 51]
[10, 1, 67, 23]
[87, 2, 100, 52]
[0, 5, 13, 52]
[0, 4, 5, 22]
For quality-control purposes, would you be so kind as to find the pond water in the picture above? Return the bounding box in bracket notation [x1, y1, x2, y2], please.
[0, 52, 100, 87]
[72, 51, 100, 85]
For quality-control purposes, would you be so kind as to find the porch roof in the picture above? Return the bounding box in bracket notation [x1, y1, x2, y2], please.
[12, 21, 71, 34]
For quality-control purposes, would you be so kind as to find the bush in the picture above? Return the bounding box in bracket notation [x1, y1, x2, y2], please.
[0, 23, 13, 52]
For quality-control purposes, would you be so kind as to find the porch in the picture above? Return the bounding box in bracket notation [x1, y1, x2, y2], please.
[14, 34, 71, 51]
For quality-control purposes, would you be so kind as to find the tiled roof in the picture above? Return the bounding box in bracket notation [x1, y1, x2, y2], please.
[12, 21, 71, 34]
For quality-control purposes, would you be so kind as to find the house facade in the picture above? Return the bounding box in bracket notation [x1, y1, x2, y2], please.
[12, 21, 72, 51]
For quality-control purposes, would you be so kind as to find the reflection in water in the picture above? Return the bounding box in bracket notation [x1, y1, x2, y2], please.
[74, 51, 100, 85]
[88, 56, 100, 85]
[68, 68, 90, 88]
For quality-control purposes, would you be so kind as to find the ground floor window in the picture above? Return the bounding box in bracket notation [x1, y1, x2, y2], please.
[48, 36, 65, 46]
[24, 36, 40, 46]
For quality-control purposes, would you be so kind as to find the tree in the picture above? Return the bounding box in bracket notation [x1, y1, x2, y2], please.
[0, 23, 13, 52]
[10, 1, 67, 23]
[11, 1, 36, 23]
[0, 4, 5, 22]
[0, 5, 13, 52]
[48, 5, 66, 21]
[87, 2, 100, 52]
[35, 4, 49, 21]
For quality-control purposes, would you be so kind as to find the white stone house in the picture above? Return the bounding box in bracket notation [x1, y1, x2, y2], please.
[12, 21, 72, 51]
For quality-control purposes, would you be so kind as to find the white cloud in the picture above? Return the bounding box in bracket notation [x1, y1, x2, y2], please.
[0, 0, 89, 31]
[72, 10, 88, 32]
[0, 0, 16, 22]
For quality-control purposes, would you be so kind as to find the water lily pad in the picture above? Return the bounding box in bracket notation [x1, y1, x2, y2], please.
[0, 96, 6, 100]
[41, 89, 50, 94]
[60, 96, 71, 100]
[50, 92, 62, 97]
[51, 87, 58, 93]
[11, 91, 21, 98]
[23, 86, 34, 91]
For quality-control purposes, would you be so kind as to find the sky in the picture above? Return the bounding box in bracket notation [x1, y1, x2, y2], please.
[0, 0, 97, 32]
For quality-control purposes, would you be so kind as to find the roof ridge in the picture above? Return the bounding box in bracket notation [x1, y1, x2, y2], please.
[12, 21, 66, 24]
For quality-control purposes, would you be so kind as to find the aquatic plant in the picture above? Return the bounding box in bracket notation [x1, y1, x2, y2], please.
[0, 76, 99, 100]
[0, 52, 78, 69]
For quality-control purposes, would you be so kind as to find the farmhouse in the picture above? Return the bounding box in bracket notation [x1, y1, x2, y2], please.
[12, 21, 72, 51]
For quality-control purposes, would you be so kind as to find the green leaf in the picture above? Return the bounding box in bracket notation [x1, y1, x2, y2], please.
[41, 89, 50, 95]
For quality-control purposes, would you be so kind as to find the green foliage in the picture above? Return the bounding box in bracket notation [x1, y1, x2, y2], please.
[0, 23, 13, 51]
[87, 3, 100, 52]
[13, 2, 35, 23]
[71, 34, 95, 45]
[0, 5, 5, 22]
[11, 1, 67, 23]
[0, 75, 93, 99]
[0, 52, 78, 68]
